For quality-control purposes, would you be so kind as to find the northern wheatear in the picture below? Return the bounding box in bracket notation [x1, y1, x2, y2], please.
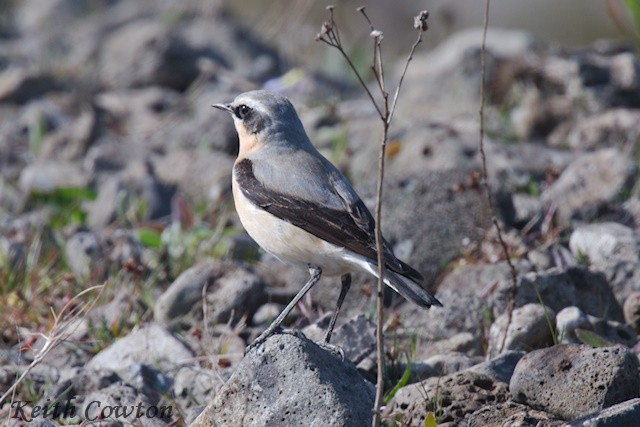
[214, 90, 441, 347]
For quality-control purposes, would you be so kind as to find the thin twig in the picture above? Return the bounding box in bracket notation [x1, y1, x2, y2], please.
[317, 8, 429, 426]
[477, 0, 518, 354]
[316, 7, 383, 118]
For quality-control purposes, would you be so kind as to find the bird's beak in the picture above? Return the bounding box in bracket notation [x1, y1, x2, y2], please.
[213, 103, 233, 113]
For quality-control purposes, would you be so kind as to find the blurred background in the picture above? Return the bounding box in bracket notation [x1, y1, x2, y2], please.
[227, 0, 632, 69]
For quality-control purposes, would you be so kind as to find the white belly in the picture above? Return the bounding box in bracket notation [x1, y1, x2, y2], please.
[232, 178, 366, 276]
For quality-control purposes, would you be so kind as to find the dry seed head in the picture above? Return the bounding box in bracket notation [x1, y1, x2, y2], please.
[414, 10, 429, 31]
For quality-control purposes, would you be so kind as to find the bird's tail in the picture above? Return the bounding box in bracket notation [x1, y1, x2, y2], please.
[383, 269, 442, 308]
[357, 260, 442, 308]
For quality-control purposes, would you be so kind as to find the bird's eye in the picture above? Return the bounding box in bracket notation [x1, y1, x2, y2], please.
[235, 104, 252, 119]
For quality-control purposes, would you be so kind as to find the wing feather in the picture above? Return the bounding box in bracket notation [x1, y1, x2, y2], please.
[234, 158, 423, 282]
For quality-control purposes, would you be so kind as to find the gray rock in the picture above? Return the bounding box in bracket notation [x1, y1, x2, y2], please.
[154, 260, 266, 327]
[151, 149, 233, 206]
[568, 397, 640, 427]
[364, 169, 486, 289]
[93, 87, 182, 141]
[407, 352, 481, 383]
[83, 136, 149, 174]
[464, 401, 562, 427]
[394, 263, 527, 350]
[64, 231, 106, 282]
[556, 306, 637, 347]
[397, 28, 536, 120]
[385, 370, 511, 426]
[510, 344, 640, 420]
[191, 332, 375, 427]
[541, 149, 637, 224]
[556, 109, 640, 151]
[397, 287, 487, 344]
[99, 19, 203, 90]
[105, 229, 143, 268]
[18, 161, 90, 194]
[251, 302, 283, 327]
[173, 366, 228, 410]
[555, 306, 591, 344]
[488, 303, 556, 358]
[328, 314, 376, 366]
[87, 323, 194, 372]
[81, 383, 171, 426]
[87, 161, 175, 230]
[0, 67, 62, 104]
[511, 193, 543, 227]
[417, 332, 485, 359]
[468, 351, 526, 384]
[495, 267, 624, 324]
[569, 222, 640, 266]
[623, 292, 640, 334]
[38, 107, 97, 162]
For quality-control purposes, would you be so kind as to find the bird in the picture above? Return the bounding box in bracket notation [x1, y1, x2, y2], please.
[214, 90, 441, 348]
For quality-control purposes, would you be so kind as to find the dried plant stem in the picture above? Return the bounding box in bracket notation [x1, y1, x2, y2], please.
[477, 0, 518, 353]
[317, 7, 428, 426]
[1, 284, 105, 408]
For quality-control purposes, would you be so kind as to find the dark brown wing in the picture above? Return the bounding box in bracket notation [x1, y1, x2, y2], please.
[234, 158, 423, 282]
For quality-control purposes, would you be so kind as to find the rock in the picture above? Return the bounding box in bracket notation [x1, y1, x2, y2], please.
[569, 222, 640, 266]
[151, 149, 233, 206]
[327, 314, 376, 366]
[556, 306, 637, 347]
[406, 352, 481, 383]
[38, 107, 97, 162]
[18, 161, 90, 194]
[385, 370, 511, 426]
[154, 260, 266, 327]
[364, 169, 487, 289]
[153, 88, 239, 154]
[104, 229, 143, 269]
[397, 287, 487, 344]
[94, 87, 183, 141]
[120, 363, 172, 402]
[64, 231, 106, 282]
[99, 19, 204, 90]
[397, 28, 537, 120]
[468, 351, 526, 384]
[191, 332, 375, 427]
[395, 261, 531, 348]
[303, 314, 376, 368]
[556, 109, 640, 151]
[541, 149, 637, 224]
[488, 303, 556, 358]
[87, 323, 194, 373]
[81, 382, 172, 426]
[416, 332, 485, 359]
[0, 67, 63, 104]
[173, 366, 228, 412]
[251, 303, 283, 327]
[495, 267, 624, 324]
[464, 401, 562, 427]
[86, 162, 175, 230]
[176, 16, 281, 82]
[511, 193, 543, 227]
[568, 397, 640, 427]
[623, 292, 640, 333]
[510, 344, 640, 420]
[83, 136, 148, 174]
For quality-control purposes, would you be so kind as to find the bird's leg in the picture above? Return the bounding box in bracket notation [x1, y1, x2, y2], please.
[248, 264, 322, 351]
[324, 273, 351, 344]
